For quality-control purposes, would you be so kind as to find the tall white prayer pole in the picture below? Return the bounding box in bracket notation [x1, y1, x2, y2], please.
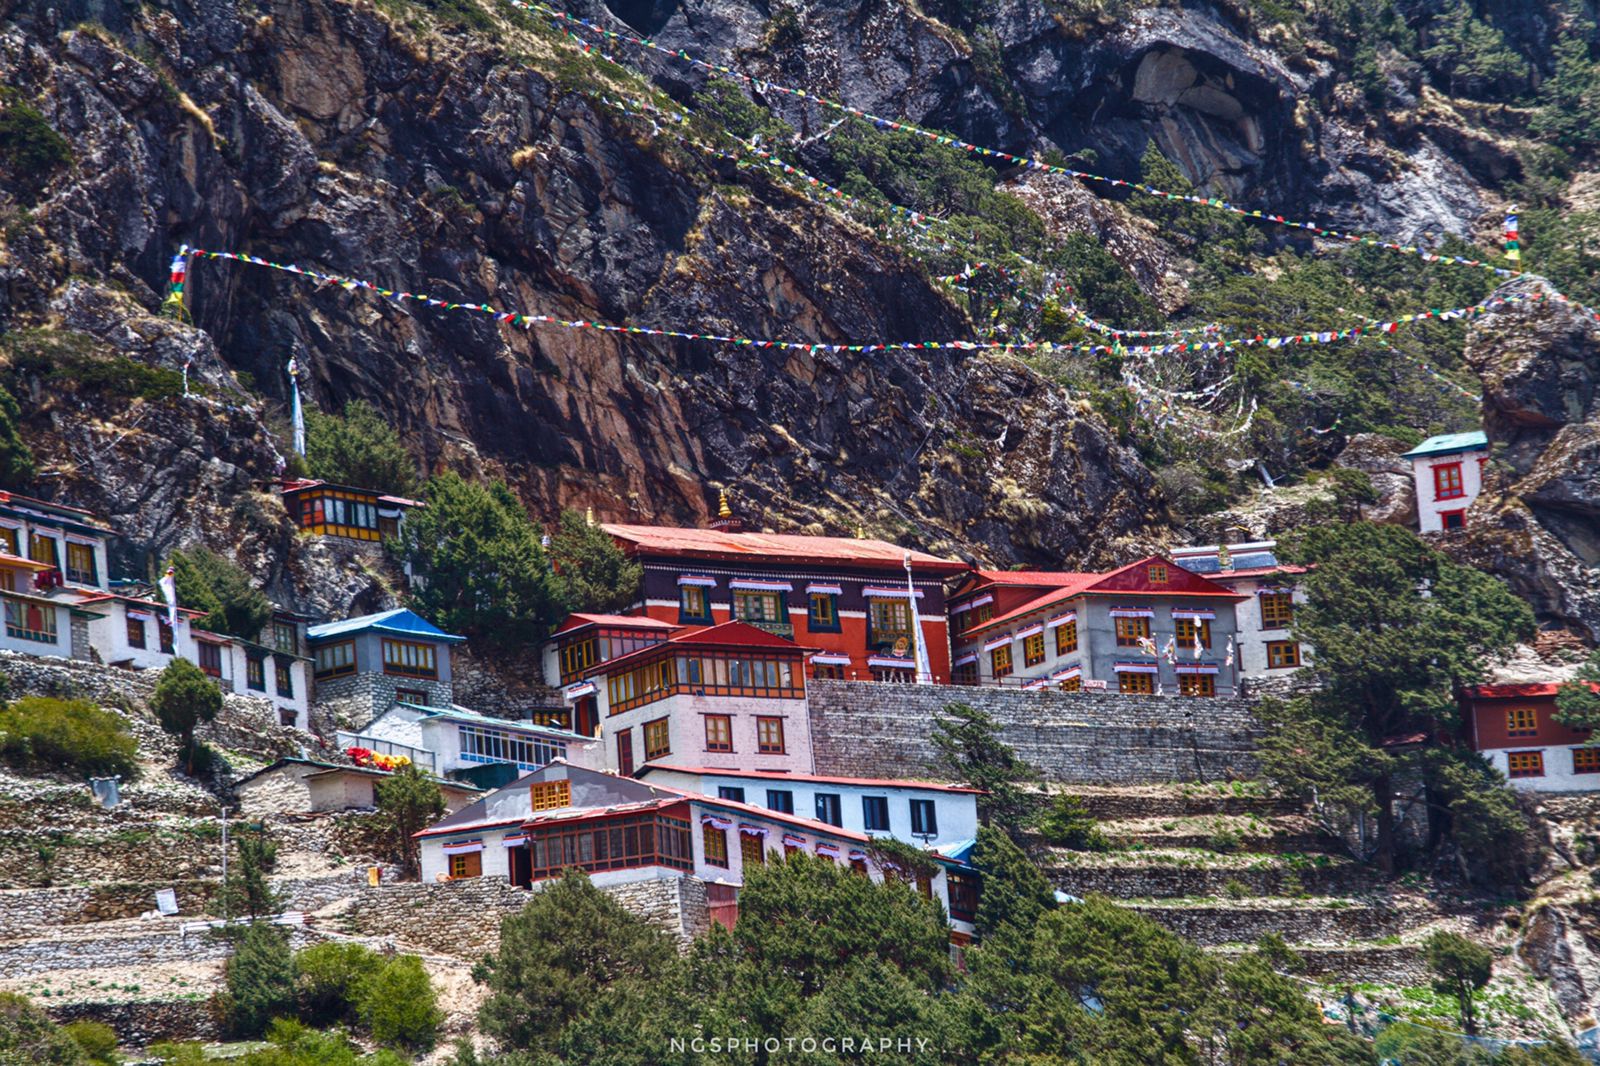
[288, 357, 305, 456]
[905, 552, 933, 685]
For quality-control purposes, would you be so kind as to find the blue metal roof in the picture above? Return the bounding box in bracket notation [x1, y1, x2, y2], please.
[307, 608, 465, 644]
[1400, 430, 1487, 459]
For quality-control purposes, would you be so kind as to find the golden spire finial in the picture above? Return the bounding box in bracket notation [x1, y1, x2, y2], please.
[717, 489, 732, 519]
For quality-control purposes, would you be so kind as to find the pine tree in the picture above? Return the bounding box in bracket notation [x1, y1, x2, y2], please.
[547, 508, 642, 614]
[149, 658, 223, 774]
[222, 922, 297, 1037]
[0, 384, 35, 485]
[1425, 931, 1493, 1034]
[170, 547, 272, 638]
[304, 399, 421, 497]
[218, 823, 285, 922]
[930, 702, 1037, 834]
[374, 764, 443, 878]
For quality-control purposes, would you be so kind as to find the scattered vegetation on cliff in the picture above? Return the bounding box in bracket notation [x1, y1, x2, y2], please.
[304, 399, 423, 499]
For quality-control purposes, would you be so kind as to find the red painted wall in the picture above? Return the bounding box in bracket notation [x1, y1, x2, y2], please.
[1470, 696, 1593, 751]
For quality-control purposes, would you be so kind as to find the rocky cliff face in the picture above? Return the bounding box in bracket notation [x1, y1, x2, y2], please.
[0, 0, 1166, 587]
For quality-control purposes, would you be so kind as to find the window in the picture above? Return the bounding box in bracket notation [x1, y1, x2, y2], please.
[64, 542, 97, 585]
[733, 591, 782, 624]
[703, 823, 730, 868]
[1260, 593, 1294, 629]
[1507, 751, 1544, 778]
[813, 663, 845, 680]
[396, 688, 429, 706]
[526, 811, 693, 881]
[560, 637, 599, 682]
[643, 717, 671, 760]
[127, 616, 147, 649]
[717, 786, 746, 803]
[459, 724, 568, 770]
[1506, 707, 1539, 737]
[971, 602, 993, 628]
[1059, 676, 1082, 692]
[607, 657, 676, 714]
[617, 729, 635, 776]
[275, 660, 293, 698]
[1266, 641, 1301, 668]
[783, 837, 801, 858]
[1055, 621, 1078, 656]
[991, 645, 1013, 679]
[862, 796, 890, 832]
[1573, 748, 1600, 775]
[1434, 462, 1465, 500]
[868, 598, 913, 648]
[815, 793, 842, 826]
[1441, 509, 1467, 532]
[1147, 564, 1168, 583]
[29, 533, 58, 569]
[300, 492, 382, 535]
[530, 779, 572, 812]
[741, 832, 765, 867]
[1179, 674, 1216, 697]
[382, 638, 438, 678]
[3, 599, 56, 642]
[679, 584, 711, 623]
[952, 661, 978, 685]
[872, 666, 914, 683]
[1023, 631, 1045, 667]
[1115, 616, 1151, 646]
[448, 851, 482, 879]
[756, 716, 785, 754]
[766, 789, 794, 814]
[704, 714, 733, 752]
[314, 639, 356, 678]
[1174, 617, 1211, 650]
[196, 641, 223, 677]
[246, 655, 266, 691]
[910, 799, 938, 837]
[0, 527, 14, 555]
[1119, 671, 1155, 695]
[947, 870, 979, 923]
[273, 623, 298, 654]
[159, 622, 174, 654]
[808, 593, 840, 632]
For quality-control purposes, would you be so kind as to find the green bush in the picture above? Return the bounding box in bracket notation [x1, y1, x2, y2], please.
[0, 991, 91, 1064]
[304, 399, 421, 498]
[150, 657, 223, 774]
[62, 1021, 119, 1065]
[0, 696, 139, 779]
[170, 546, 272, 638]
[1036, 794, 1111, 851]
[0, 382, 34, 484]
[295, 941, 383, 1027]
[358, 954, 443, 1051]
[222, 922, 297, 1037]
[0, 100, 73, 204]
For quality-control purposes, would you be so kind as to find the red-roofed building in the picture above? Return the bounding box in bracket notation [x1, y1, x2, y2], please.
[275, 478, 423, 542]
[598, 505, 968, 683]
[579, 620, 816, 776]
[1460, 681, 1600, 791]
[0, 490, 117, 660]
[947, 556, 1245, 696]
[543, 613, 679, 735]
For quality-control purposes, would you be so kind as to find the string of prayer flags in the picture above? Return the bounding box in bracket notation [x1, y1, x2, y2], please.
[518, 0, 1600, 324]
[1504, 206, 1520, 264]
[163, 247, 190, 321]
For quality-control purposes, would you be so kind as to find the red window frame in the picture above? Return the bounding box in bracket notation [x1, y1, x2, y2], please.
[1440, 509, 1467, 532]
[1506, 750, 1544, 778]
[1433, 462, 1465, 500]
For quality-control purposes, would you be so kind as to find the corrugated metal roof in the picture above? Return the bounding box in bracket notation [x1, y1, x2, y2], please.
[307, 608, 465, 643]
[601, 523, 968, 572]
[638, 764, 984, 793]
[1400, 430, 1488, 459]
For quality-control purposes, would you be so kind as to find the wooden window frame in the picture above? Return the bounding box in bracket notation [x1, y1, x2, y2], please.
[447, 851, 482, 879]
[862, 795, 890, 832]
[732, 590, 782, 624]
[1506, 750, 1544, 779]
[64, 542, 98, 586]
[196, 641, 224, 678]
[740, 832, 765, 867]
[1022, 631, 1045, 667]
[1266, 641, 1301, 669]
[704, 714, 733, 753]
[756, 716, 786, 755]
[525, 811, 693, 881]
[1119, 671, 1155, 695]
[815, 792, 842, 827]
[1059, 676, 1082, 692]
[1259, 593, 1294, 629]
[1174, 618, 1212, 650]
[126, 615, 147, 650]
[703, 823, 730, 868]
[530, 779, 572, 812]
[1178, 674, 1216, 697]
[159, 621, 175, 654]
[1440, 508, 1467, 532]
[0, 527, 15, 555]
[1572, 747, 1600, 775]
[1114, 616, 1151, 647]
[868, 598, 914, 647]
[1147, 564, 1168, 584]
[679, 584, 711, 623]
[559, 636, 600, 683]
[1433, 462, 1465, 501]
[909, 798, 938, 837]
[314, 639, 357, 679]
[274, 659, 294, 698]
[990, 645, 1013, 679]
[3, 599, 57, 643]
[952, 662, 978, 686]
[1055, 620, 1078, 656]
[1506, 707, 1539, 738]
[812, 663, 845, 680]
[643, 716, 671, 760]
[246, 654, 267, 692]
[766, 789, 794, 814]
[807, 592, 841, 632]
[382, 638, 439, 679]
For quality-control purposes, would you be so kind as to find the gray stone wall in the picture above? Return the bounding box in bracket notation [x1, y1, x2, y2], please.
[1040, 861, 1359, 901]
[342, 874, 710, 957]
[806, 680, 1262, 784]
[0, 924, 320, 978]
[1128, 902, 1404, 947]
[45, 998, 221, 1046]
[314, 670, 452, 730]
[70, 613, 92, 662]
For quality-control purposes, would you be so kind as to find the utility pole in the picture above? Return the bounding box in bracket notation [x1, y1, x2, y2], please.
[220, 804, 229, 923]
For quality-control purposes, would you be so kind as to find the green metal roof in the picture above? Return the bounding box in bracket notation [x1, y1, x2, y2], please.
[1400, 431, 1487, 459]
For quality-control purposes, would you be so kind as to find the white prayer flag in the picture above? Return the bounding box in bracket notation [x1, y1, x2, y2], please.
[159, 566, 179, 628]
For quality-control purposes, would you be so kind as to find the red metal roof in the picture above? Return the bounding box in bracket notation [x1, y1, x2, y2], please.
[276, 478, 424, 509]
[639, 764, 985, 793]
[1463, 681, 1599, 699]
[600, 523, 969, 573]
[584, 620, 813, 676]
[552, 612, 679, 635]
[964, 556, 1244, 637]
[0, 553, 52, 571]
[73, 591, 207, 618]
[969, 570, 1100, 587]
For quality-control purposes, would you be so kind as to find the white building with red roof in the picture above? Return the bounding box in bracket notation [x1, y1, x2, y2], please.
[947, 556, 1246, 696]
[0, 490, 117, 660]
[1171, 541, 1311, 679]
[597, 504, 969, 683]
